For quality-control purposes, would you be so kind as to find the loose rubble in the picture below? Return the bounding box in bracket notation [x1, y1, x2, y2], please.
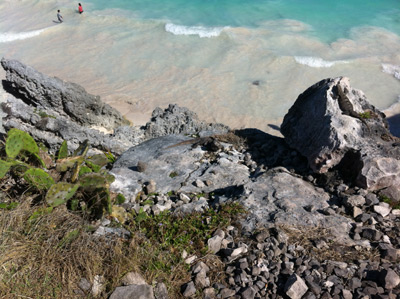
[1, 59, 400, 298]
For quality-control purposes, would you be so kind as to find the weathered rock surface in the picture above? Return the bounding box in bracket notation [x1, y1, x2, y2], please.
[143, 104, 229, 139]
[281, 77, 400, 194]
[109, 284, 155, 299]
[1, 58, 129, 129]
[110, 134, 250, 200]
[1, 59, 229, 155]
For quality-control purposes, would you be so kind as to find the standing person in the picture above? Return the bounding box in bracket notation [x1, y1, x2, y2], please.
[57, 10, 63, 22]
[78, 3, 83, 14]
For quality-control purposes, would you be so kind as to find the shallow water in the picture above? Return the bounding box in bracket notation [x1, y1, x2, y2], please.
[1, 0, 400, 134]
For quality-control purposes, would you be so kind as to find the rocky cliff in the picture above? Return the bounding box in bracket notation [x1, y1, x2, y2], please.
[1, 59, 400, 298]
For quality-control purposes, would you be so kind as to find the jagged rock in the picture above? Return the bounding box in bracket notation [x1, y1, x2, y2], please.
[110, 134, 250, 198]
[238, 168, 354, 244]
[374, 203, 391, 217]
[1, 58, 128, 129]
[1, 96, 132, 155]
[109, 284, 155, 299]
[379, 269, 400, 289]
[281, 77, 400, 193]
[182, 281, 196, 297]
[208, 235, 223, 254]
[284, 274, 308, 299]
[143, 104, 228, 139]
[154, 282, 169, 299]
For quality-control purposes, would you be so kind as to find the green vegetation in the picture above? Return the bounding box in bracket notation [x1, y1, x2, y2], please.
[0, 129, 248, 298]
[379, 194, 400, 209]
[34, 108, 56, 119]
[169, 171, 178, 178]
[0, 128, 115, 219]
[359, 111, 371, 119]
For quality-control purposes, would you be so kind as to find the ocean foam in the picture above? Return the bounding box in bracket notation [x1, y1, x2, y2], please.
[0, 28, 48, 43]
[382, 63, 400, 80]
[165, 23, 224, 38]
[294, 56, 349, 68]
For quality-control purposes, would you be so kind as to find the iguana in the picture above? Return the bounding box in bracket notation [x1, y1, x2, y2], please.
[336, 82, 370, 131]
[163, 136, 223, 152]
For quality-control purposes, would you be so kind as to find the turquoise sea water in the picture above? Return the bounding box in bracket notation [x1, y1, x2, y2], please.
[1, 0, 400, 133]
[89, 0, 400, 42]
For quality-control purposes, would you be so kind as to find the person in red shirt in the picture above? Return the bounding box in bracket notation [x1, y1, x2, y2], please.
[78, 3, 83, 14]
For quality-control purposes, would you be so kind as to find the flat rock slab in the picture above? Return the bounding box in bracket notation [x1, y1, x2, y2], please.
[110, 135, 250, 199]
[238, 168, 355, 244]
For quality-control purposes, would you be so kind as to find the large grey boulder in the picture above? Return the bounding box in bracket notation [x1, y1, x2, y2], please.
[110, 134, 250, 200]
[1, 58, 129, 130]
[238, 167, 355, 244]
[281, 77, 400, 192]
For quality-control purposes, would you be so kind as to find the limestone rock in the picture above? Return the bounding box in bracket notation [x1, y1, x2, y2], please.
[121, 272, 147, 286]
[109, 284, 155, 299]
[143, 104, 228, 139]
[284, 274, 308, 299]
[281, 77, 400, 193]
[1, 58, 128, 129]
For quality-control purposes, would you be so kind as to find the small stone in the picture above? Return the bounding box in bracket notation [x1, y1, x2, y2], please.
[91, 275, 105, 297]
[207, 235, 223, 254]
[240, 286, 256, 299]
[145, 180, 157, 195]
[344, 195, 366, 208]
[348, 277, 362, 290]
[121, 272, 147, 286]
[192, 261, 210, 274]
[392, 209, 400, 216]
[195, 272, 210, 288]
[379, 269, 400, 289]
[255, 231, 270, 242]
[220, 288, 236, 298]
[179, 193, 191, 203]
[182, 282, 196, 297]
[353, 206, 363, 218]
[374, 205, 391, 217]
[341, 289, 352, 299]
[203, 287, 215, 299]
[154, 282, 169, 299]
[194, 179, 205, 188]
[109, 284, 155, 299]
[204, 180, 213, 187]
[137, 161, 146, 172]
[78, 278, 91, 292]
[284, 274, 308, 299]
[361, 228, 383, 241]
[185, 255, 197, 264]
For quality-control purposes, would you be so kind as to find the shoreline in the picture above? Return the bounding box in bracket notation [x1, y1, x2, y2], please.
[2, 0, 400, 136]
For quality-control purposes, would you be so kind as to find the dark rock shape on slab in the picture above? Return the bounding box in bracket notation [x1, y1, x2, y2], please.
[1, 58, 129, 129]
[281, 77, 400, 193]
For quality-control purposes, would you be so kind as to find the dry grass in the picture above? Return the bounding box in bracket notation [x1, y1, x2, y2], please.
[0, 197, 190, 298]
[280, 225, 379, 263]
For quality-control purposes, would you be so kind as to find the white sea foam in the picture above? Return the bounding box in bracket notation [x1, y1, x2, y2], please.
[0, 28, 48, 43]
[165, 23, 224, 38]
[382, 63, 400, 80]
[294, 56, 349, 68]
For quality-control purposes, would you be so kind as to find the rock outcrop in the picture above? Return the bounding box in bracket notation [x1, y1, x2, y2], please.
[1, 58, 129, 130]
[0, 59, 229, 155]
[281, 77, 400, 194]
[2, 59, 400, 298]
